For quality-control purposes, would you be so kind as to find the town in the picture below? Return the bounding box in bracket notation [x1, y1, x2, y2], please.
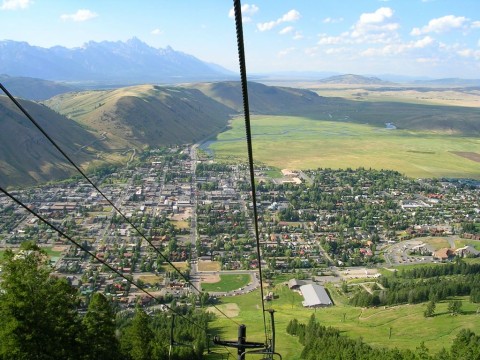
[1, 144, 479, 309]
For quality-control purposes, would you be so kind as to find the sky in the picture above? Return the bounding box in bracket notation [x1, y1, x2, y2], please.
[1, 0, 480, 78]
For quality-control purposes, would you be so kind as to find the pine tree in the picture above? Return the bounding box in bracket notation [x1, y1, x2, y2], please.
[0, 243, 83, 359]
[424, 300, 436, 318]
[120, 307, 154, 360]
[82, 293, 120, 360]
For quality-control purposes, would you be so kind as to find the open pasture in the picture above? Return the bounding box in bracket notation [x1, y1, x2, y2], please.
[210, 116, 480, 179]
[310, 86, 480, 108]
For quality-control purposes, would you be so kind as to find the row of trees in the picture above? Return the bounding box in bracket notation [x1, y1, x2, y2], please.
[349, 262, 480, 308]
[0, 243, 210, 359]
[287, 315, 480, 359]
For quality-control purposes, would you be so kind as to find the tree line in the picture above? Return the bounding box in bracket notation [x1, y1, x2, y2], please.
[349, 262, 480, 307]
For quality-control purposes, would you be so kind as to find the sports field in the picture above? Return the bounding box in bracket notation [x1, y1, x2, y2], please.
[201, 274, 250, 292]
[210, 116, 480, 179]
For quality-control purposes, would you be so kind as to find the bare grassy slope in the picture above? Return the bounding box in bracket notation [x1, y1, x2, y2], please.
[0, 96, 107, 186]
[45, 84, 233, 148]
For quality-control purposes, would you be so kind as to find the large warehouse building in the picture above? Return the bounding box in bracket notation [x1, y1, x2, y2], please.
[300, 284, 333, 308]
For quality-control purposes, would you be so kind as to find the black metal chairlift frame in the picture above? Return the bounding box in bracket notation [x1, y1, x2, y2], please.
[213, 310, 282, 360]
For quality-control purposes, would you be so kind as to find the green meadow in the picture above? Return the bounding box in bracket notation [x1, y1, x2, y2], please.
[207, 282, 480, 359]
[210, 116, 480, 179]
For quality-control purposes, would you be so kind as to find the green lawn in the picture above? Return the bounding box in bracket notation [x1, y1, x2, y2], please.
[455, 238, 480, 251]
[206, 281, 480, 359]
[210, 116, 480, 179]
[0, 247, 63, 263]
[201, 274, 250, 292]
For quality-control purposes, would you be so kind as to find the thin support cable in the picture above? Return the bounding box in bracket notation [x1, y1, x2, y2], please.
[0, 83, 240, 327]
[0, 185, 207, 333]
[233, 0, 268, 343]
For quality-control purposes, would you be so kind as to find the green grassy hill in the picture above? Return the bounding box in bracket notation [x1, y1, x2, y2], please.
[196, 81, 480, 135]
[45, 84, 233, 149]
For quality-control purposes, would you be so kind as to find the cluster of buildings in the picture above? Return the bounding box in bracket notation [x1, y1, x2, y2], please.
[1, 145, 479, 309]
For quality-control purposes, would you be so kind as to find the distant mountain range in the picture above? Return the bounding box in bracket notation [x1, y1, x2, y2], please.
[0, 38, 234, 84]
[317, 74, 393, 85]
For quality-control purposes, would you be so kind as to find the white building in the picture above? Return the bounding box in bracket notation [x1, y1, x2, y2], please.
[300, 284, 333, 308]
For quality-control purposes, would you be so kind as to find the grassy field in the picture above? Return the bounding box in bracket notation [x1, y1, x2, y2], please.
[210, 116, 480, 179]
[198, 260, 221, 272]
[207, 281, 480, 359]
[161, 261, 189, 272]
[201, 274, 250, 292]
[171, 220, 189, 229]
[0, 247, 63, 262]
[136, 274, 163, 285]
[309, 86, 480, 108]
[422, 237, 452, 250]
[455, 239, 480, 250]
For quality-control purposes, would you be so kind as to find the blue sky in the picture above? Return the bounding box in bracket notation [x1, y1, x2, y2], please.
[1, 0, 479, 78]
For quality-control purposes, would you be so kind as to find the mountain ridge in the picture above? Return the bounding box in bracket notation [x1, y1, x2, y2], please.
[318, 74, 393, 85]
[0, 38, 234, 84]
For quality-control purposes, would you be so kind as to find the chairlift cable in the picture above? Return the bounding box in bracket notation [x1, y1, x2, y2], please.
[233, 0, 269, 344]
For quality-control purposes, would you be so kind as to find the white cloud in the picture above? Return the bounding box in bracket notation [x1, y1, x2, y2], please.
[293, 31, 303, 40]
[325, 47, 347, 55]
[278, 47, 295, 57]
[359, 7, 393, 24]
[1, 0, 32, 10]
[351, 7, 399, 41]
[257, 21, 277, 31]
[416, 57, 437, 63]
[151, 28, 163, 36]
[471, 21, 480, 28]
[279, 26, 294, 35]
[411, 15, 468, 35]
[228, 3, 258, 23]
[305, 47, 318, 56]
[323, 17, 344, 24]
[280, 9, 300, 22]
[457, 48, 480, 59]
[413, 36, 434, 48]
[60, 9, 98, 22]
[359, 36, 435, 58]
[257, 9, 300, 32]
[318, 34, 345, 45]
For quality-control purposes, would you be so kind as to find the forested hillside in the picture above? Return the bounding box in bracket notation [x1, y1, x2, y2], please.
[0, 243, 210, 360]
